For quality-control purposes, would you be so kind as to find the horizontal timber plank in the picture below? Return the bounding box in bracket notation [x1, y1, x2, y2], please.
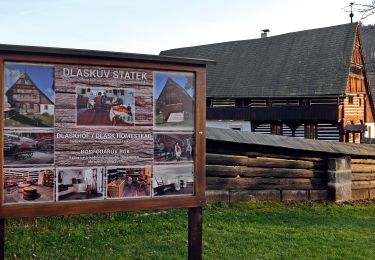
[206, 176, 326, 190]
[352, 159, 375, 165]
[206, 154, 249, 166]
[352, 164, 375, 173]
[0, 196, 205, 218]
[352, 180, 375, 189]
[206, 143, 326, 162]
[206, 165, 326, 178]
[206, 153, 326, 169]
[352, 173, 375, 181]
[245, 153, 324, 162]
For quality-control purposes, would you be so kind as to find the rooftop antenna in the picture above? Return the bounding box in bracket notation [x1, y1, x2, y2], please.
[349, 2, 354, 23]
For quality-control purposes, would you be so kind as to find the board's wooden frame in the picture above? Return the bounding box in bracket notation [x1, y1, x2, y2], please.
[0, 50, 207, 218]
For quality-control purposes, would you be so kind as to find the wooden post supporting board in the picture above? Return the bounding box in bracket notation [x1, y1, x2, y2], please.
[0, 219, 4, 260]
[188, 207, 202, 260]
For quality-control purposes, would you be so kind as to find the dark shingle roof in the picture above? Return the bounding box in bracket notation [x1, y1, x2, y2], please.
[161, 23, 357, 98]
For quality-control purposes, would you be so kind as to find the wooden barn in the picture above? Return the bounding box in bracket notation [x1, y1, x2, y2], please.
[161, 23, 375, 143]
[5, 73, 54, 115]
[156, 78, 193, 122]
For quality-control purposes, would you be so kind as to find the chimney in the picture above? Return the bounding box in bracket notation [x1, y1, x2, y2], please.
[261, 29, 270, 38]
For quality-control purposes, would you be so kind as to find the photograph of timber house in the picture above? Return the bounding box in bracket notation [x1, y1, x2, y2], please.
[154, 133, 194, 163]
[153, 164, 194, 196]
[4, 168, 55, 204]
[4, 131, 54, 165]
[4, 63, 54, 128]
[107, 167, 152, 199]
[76, 86, 135, 126]
[161, 23, 375, 143]
[154, 72, 194, 129]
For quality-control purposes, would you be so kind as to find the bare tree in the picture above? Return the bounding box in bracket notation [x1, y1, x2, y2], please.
[353, 1, 375, 20]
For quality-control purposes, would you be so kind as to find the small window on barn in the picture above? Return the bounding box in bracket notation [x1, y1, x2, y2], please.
[348, 96, 354, 104]
[113, 89, 118, 95]
[44, 105, 48, 110]
[81, 89, 86, 95]
[271, 123, 283, 135]
[211, 99, 235, 107]
[29, 104, 34, 109]
[230, 125, 242, 131]
[304, 124, 316, 139]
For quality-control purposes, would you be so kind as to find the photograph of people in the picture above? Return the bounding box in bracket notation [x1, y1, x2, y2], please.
[107, 167, 152, 199]
[175, 142, 182, 161]
[4, 62, 54, 128]
[154, 72, 194, 130]
[153, 164, 194, 196]
[76, 86, 135, 126]
[154, 133, 194, 163]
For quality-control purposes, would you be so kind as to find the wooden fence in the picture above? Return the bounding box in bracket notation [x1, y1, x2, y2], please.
[205, 127, 375, 203]
[351, 159, 375, 200]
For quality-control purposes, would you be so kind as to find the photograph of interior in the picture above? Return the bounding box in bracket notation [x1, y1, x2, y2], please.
[3, 168, 55, 204]
[107, 166, 152, 199]
[153, 164, 194, 196]
[76, 86, 135, 126]
[154, 133, 193, 163]
[4, 131, 54, 165]
[57, 167, 104, 201]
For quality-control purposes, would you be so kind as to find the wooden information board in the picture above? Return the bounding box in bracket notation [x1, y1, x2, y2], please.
[0, 45, 210, 259]
[0, 44, 208, 218]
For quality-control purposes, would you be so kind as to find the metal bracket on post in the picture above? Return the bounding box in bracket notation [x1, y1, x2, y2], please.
[188, 207, 202, 260]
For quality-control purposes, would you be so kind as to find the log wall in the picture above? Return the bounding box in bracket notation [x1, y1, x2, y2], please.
[351, 159, 375, 200]
[206, 152, 329, 202]
[206, 152, 375, 203]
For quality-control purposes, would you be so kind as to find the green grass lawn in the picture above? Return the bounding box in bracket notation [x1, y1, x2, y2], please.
[154, 111, 193, 128]
[5, 201, 375, 259]
[5, 113, 54, 127]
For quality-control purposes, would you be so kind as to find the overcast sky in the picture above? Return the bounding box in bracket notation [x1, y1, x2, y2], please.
[0, 0, 374, 55]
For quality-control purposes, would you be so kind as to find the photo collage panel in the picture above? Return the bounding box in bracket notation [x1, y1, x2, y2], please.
[3, 62, 56, 205]
[2, 65, 196, 204]
[153, 71, 195, 197]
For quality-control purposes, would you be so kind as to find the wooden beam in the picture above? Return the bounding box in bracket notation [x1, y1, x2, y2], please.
[188, 207, 202, 260]
[0, 219, 4, 260]
[206, 177, 326, 190]
[206, 165, 326, 178]
[352, 159, 375, 165]
[352, 174, 375, 181]
[206, 153, 326, 169]
[352, 180, 375, 189]
[352, 164, 375, 173]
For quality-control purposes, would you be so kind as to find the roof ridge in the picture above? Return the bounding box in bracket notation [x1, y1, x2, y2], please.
[161, 23, 357, 53]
